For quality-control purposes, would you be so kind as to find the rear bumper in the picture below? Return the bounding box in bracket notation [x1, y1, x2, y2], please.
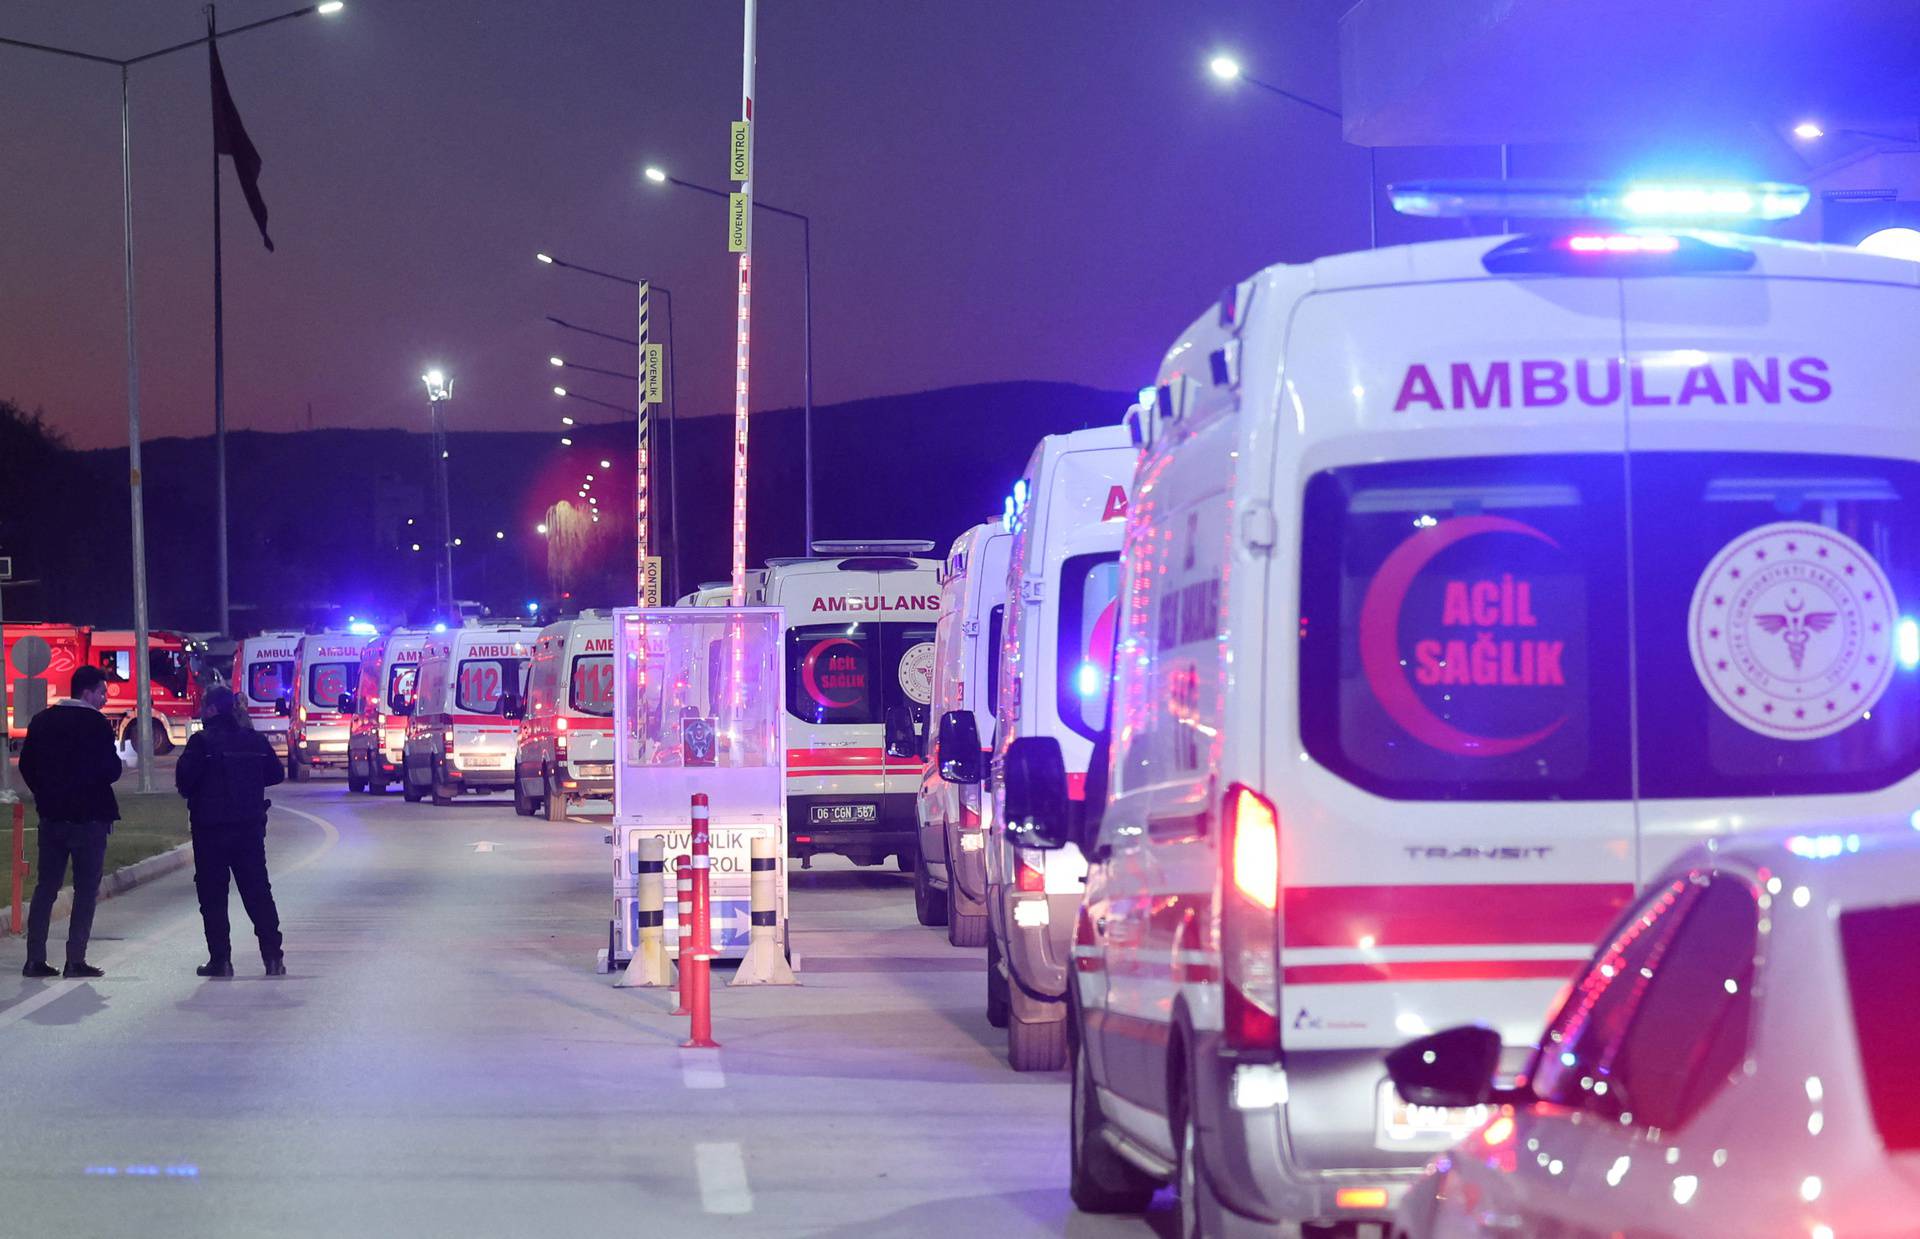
[1192, 1040, 1426, 1227]
[946, 827, 989, 915]
[293, 731, 351, 767]
[997, 889, 1077, 1019]
[787, 793, 916, 860]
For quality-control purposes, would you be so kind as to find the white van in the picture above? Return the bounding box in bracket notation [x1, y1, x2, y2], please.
[981, 425, 1134, 1071]
[913, 521, 1012, 943]
[348, 626, 433, 795]
[512, 616, 615, 821]
[288, 631, 368, 779]
[403, 623, 539, 805]
[1033, 193, 1920, 1232]
[235, 629, 302, 755]
[755, 542, 941, 867]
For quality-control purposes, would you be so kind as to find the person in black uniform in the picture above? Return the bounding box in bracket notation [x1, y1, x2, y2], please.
[18, 665, 126, 979]
[174, 686, 286, 978]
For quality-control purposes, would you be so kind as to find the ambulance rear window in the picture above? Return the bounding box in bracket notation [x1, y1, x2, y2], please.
[456, 659, 521, 713]
[786, 623, 936, 727]
[570, 654, 614, 716]
[386, 664, 418, 714]
[307, 662, 356, 710]
[248, 660, 293, 703]
[1299, 456, 1631, 800]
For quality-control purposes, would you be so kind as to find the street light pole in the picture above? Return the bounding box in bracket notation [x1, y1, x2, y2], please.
[423, 371, 454, 620]
[643, 165, 812, 553]
[122, 65, 156, 791]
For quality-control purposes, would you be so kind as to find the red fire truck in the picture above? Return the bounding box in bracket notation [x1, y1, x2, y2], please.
[4, 623, 203, 752]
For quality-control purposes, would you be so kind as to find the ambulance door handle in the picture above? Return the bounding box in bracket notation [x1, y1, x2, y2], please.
[1239, 504, 1277, 555]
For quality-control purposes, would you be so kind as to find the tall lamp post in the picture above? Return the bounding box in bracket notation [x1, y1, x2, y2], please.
[1207, 53, 1377, 249]
[2, 0, 345, 790]
[422, 369, 455, 620]
[643, 164, 814, 555]
[535, 252, 681, 602]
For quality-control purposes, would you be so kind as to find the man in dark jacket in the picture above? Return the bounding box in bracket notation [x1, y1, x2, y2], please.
[18, 665, 125, 979]
[174, 686, 286, 978]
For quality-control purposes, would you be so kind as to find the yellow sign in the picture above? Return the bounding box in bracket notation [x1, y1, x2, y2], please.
[728, 193, 748, 252]
[643, 344, 664, 405]
[642, 556, 663, 607]
[729, 120, 751, 181]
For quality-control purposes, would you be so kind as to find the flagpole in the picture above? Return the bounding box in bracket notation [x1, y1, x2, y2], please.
[208, 4, 231, 640]
[121, 65, 157, 792]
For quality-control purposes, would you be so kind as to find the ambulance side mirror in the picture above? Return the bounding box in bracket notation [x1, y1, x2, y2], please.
[883, 704, 918, 759]
[500, 692, 525, 721]
[1001, 736, 1071, 849]
[336, 692, 355, 714]
[274, 698, 291, 717]
[937, 711, 982, 785]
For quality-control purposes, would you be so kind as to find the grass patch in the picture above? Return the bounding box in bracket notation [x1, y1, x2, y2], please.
[12, 793, 192, 884]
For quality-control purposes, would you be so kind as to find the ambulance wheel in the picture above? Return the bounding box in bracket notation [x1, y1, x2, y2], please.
[947, 890, 987, 948]
[346, 760, 367, 794]
[512, 771, 535, 817]
[912, 849, 947, 927]
[986, 934, 1010, 1028]
[401, 757, 423, 802]
[543, 772, 568, 823]
[290, 756, 312, 783]
[1009, 1010, 1067, 1072]
[366, 767, 390, 796]
[894, 850, 911, 872]
[430, 760, 456, 807]
[1070, 1013, 1159, 1212]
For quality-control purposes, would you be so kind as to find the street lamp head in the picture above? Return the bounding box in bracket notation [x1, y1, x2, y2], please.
[560, 437, 573, 446]
[536, 252, 555, 264]
[599, 459, 612, 469]
[552, 386, 567, 397]
[548, 356, 564, 367]
[1209, 54, 1242, 82]
[561, 416, 575, 426]
[643, 166, 667, 184]
[1792, 120, 1825, 140]
[536, 523, 549, 535]
[317, 1, 344, 13]
[422, 369, 451, 401]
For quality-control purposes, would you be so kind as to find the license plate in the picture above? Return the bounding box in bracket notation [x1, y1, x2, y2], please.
[575, 762, 612, 776]
[811, 803, 878, 825]
[1375, 1080, 1489, 1151]
[463, 753, 505, 769]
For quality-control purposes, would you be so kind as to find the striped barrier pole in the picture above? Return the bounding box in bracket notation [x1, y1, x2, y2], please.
[682, 793, 720, 1048]
[7, 794, 24, 936]
[615, 836, 671, 988]
[730, 835, 795, 986]
[671, 855, 693, 1016]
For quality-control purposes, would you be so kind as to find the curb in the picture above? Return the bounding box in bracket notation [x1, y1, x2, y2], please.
[4, 841, 193, 935]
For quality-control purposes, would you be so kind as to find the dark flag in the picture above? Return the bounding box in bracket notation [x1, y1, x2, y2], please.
[210, 42, 274, 252]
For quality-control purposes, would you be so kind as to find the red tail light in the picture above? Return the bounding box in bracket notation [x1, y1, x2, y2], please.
[1016, 853, 1045, 893]
[1222, 784, 1280, 1052]
[442, 728, 455, 756]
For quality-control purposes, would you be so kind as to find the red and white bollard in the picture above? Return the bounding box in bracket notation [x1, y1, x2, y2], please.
[7, 795, 25, 937]
[671, 855, 694, 1016]
[682, 793, 720, 1048]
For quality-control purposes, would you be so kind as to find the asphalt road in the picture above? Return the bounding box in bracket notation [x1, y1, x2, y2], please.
[0, 778, 1174, 1237]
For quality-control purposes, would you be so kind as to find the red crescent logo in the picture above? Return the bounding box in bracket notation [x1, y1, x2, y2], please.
[802, 638, 863, 709]
[1357, 515, 1567, 758]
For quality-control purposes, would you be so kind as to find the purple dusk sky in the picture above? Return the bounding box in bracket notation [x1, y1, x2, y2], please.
[2, 0, 1375, 450]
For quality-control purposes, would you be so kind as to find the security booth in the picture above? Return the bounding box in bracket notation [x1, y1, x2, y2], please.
[608, 607, 786, 966]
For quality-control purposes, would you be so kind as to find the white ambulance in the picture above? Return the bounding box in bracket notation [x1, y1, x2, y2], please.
[754, 542, 942, 867]
[235, 629, 302, 755]
[913, 520, 1012, 943]
[402, 623, 539, 805]
[288, 630, 369, 780]
[512, 615, 615, 821]
[347, 626, 433, 795]
[1017, 185, 1920, 1233]
[983, 424, 1135, 1071]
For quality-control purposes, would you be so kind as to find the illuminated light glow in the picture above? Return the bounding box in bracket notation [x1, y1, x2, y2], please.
[560, 437, 573, 446]
[561, 416, 574, 426]
[1228, 786, 1278, 909]
[432, 622, 447, 633]
[644, 165, 667, 184]
[494, 531, 504, 540]
[1606, 1155, 1630, 1187]
[1208, 54, 1242, 81]
[1787, 833, 1859, 860]
[536, 252, 554, 264]
[553, 386, 567, 397]
[549, 356, 564, 367]
[1481, 1115, 1515, 1147]
[317, 1, 344, 12]
[1801, 1176, 1822, 1202]
[1793, 885, 1812, 907]
[410, 543, 421, 552]
[536, 523, 548, 535]
[1859, 227, 1920, 262]
[347, 621, 377, 637]
[600, 459, 612, 469]
[1073, 660, 1102, 698]
[1672, 1175, 1699, 1205]
[1334, 1188, 1388, 1211]
[1393, 1011, 1428, 1037]
[1812, 1227, 1835, 1239]
[1899, 619, 1920, 668]
[1808, 1110, 1824, 1135]
[1391, 179, 1808, 222]
[452, 537, 462, 546]
[1357, 934, 1377, 951]
[1566, 233, 1681, 254]
[1793, 121, 1824, 140]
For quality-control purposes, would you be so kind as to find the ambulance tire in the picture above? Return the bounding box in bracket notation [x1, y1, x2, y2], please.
[512, 770, 536, 817]
[544, 772, 568, 823]
[346, 760, 367, 794]
[894, 850, 911, 872]
[430, 760, 456, 807]
[1009, 1009, 1067, 1072]
[947, 891, 987, 947]
[1069, 1015, 1158, 1213]
[1173, 1050, 1271, 1239]
[986, 934, 1010, 1028]
[290, 756, 312, 783]
[367, 766, 390, 796]
[401, 759, 423, 803]
[912, 848, 947, 926]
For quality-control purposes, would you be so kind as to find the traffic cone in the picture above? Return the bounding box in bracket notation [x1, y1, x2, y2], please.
[730, 835, 795, 986]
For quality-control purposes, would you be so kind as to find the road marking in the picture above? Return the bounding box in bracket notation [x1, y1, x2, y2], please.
[694, 1142, 752, 1214]
[0, 801, 341, 1031]
[472, 841, 496, 853]
[679, 1049, 725, 1090]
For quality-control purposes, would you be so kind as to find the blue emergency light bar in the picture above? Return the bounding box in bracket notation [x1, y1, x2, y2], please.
[1389, 179, 1809, 224]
